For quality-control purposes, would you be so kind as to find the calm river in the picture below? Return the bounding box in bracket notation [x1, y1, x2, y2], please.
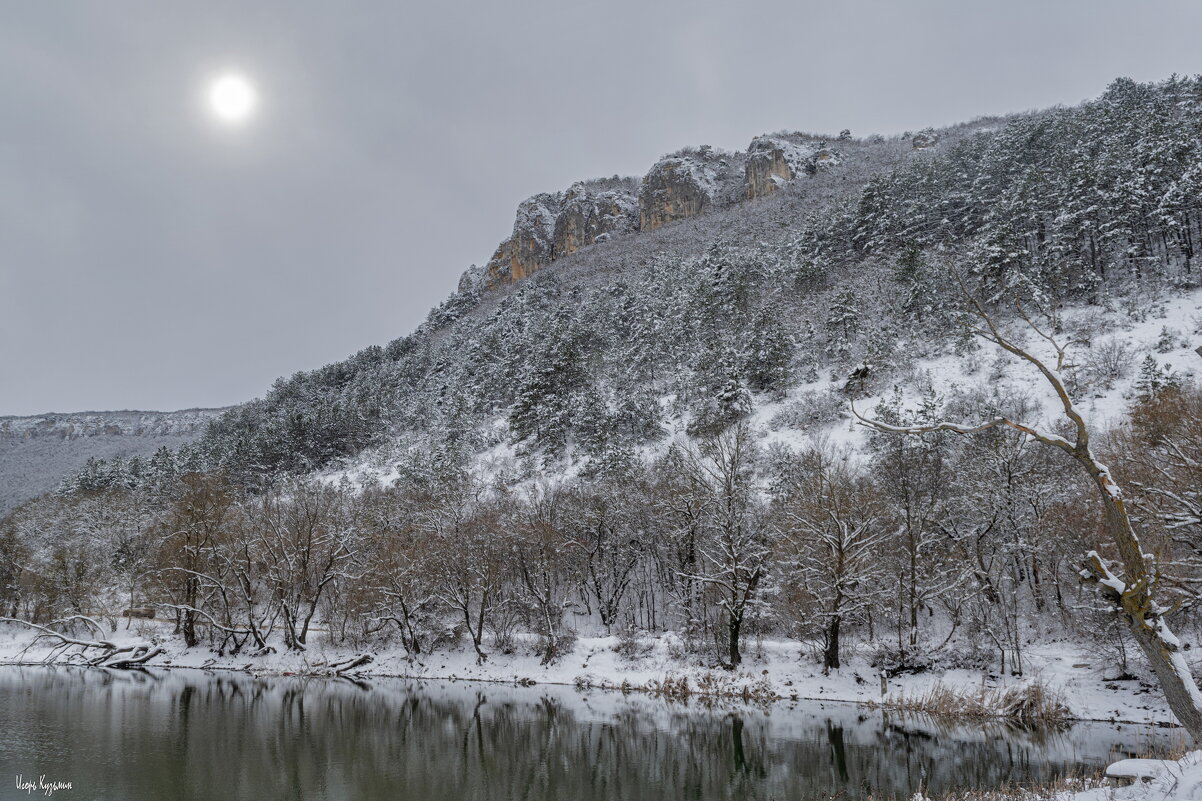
[0, 667, 1179, 800]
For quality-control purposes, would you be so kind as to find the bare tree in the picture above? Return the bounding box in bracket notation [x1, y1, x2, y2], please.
[420, 477, 505, 664]
[866, 388, 961, 651]
[1120, 387, 1202, 590]
[254, 481, 358, 651]
[675, 422, 769, 668]
[773, 445, 889, 672]
[509, 484, 576, 663]
[562, 482, 641, 634]
[854, 288, 1202, 742]
[938, 388, 1079, 675]
[648, 458, 710, 640]
[357, 488, 437, 656]
[154, 473, 234, 647]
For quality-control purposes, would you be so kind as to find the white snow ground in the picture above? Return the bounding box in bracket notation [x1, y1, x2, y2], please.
[0, 621, 1193, 737]
[1059, 751, 1202, 801]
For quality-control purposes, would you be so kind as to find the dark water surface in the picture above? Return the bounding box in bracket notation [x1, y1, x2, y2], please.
[0, 666, 1179, 800]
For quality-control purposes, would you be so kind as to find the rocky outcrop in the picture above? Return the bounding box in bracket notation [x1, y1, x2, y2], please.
[552, 180, 638, 260]
[485, 180, 638, 288]
[477, 129, 871, 289]
[741, 136, 847, 198]
[639, 146, 734, 232]
[814, 147, 841, 168]
[743, 136, 816, 199]
[485, 193, 562, 287]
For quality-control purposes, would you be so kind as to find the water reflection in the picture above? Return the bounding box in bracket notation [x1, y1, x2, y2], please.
[0, 667, 1180, 801]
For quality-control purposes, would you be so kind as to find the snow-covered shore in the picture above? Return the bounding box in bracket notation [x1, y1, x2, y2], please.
[1042, 751, 1202, 801]
[0, 620, 1189, 731]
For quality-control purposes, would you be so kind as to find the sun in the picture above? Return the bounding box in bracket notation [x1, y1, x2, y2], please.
[207, 73, 257, 124]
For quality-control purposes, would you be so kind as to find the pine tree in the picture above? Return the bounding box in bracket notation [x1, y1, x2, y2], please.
[715, 374, 752, 423]
[825, 289, 859, 361]
[147, 446, 178, 493]
[893, 245, 938, 325]
[1135, 354, 1180, 401]
[745, 308, 794, 395]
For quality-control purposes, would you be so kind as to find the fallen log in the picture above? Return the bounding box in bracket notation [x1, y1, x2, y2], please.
[94, 645, 166, 669]
[311, 653, 374, 676]
[0, 617, 164, 670]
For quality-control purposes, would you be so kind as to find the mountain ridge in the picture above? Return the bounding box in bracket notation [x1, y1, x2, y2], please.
[0, 407, 225, 515]
[470, 118, 989, 292]
[13, 75, 1202, 500]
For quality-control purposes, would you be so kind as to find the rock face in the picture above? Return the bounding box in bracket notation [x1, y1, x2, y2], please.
[485, 180, 638, 288]
[741, 136, 847, 198]
[552, 179, 638, 260]
[479, 131, 862, 290]
[743, 136, 818, 199]
[485, 193, 562, 287]
[814, 147, 842, 168]
[638, 146, 733, 232]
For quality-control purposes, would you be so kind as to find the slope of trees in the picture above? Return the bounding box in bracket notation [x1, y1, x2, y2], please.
[56, 77, 1202, 492]
[8, 379, 1202, 682]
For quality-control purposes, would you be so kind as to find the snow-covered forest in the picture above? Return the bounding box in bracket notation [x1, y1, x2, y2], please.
[10, 376, 1202, 676]
[6, 76, 1202, 709]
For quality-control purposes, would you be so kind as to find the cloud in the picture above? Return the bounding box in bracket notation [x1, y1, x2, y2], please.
[2, 0, 1201, 414]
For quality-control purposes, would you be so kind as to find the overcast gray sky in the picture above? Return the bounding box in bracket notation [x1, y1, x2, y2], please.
[3, 0, 1202, 416]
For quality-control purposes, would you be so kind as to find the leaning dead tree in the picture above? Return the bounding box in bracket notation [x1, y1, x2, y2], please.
[853, 285, 1202, 743]
[309, 653, 374, 677]
[0, 616, 165, 669]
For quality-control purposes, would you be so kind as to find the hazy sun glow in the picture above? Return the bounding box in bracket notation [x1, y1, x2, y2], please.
[208, 73, 257, 124]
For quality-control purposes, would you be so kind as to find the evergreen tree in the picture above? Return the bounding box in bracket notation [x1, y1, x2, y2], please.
[1135, 354, 1180, 401]
[745, 308, 794, 395]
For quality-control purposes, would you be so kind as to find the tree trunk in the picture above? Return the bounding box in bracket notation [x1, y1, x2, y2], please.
[1084, 472, 1202, 742]
[824, 615, 842, 672]
[1129, 624, 1202, 740]
[728, 612, 742, 668]
[464, 603, 487, 664]
[182, 576, 199, 647]
[182, 610, 197, 647]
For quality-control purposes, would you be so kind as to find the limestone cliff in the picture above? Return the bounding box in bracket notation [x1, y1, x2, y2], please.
[638, 146, 738, 232]
[480, 133, 854, 290]
[552, 179, 638, 260]
[485, 180, 638, 288]
[743, 136, 816, 199]
[485, 193, 562, 287]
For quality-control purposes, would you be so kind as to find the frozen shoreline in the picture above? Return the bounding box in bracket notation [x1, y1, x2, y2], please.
[0, 621, 1189, 730]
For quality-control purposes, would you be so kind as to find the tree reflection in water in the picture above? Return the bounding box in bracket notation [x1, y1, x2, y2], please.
[0, 667, 1179, 801]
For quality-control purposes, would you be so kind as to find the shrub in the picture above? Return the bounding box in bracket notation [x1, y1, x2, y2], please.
[613, 628, 655, 662]
[770, 388, 844, 430]
[1082, 336, 1133, 390]
[872, 679, 1070, 725]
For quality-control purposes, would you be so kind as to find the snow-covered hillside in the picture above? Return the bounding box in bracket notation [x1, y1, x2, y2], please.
[10, 77, 1202, 746]
[321, 286, 1202, 498]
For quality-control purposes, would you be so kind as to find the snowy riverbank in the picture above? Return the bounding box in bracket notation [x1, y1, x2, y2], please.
[897, 752, 1202, 801]
[0, 621, 1190, 732]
